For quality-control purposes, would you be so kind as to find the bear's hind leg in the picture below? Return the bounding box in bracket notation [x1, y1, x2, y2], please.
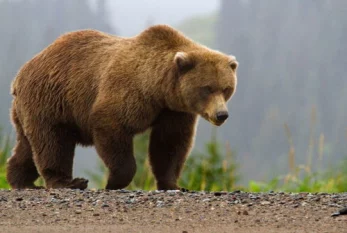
[27, 125, 88, 189]
[149, 110, 197, 191]
[7, 107, 41, 189]
[6, 131, 41, 189]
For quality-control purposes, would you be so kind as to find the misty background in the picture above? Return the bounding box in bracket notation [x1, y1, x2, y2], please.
[0, 0, 346, 187]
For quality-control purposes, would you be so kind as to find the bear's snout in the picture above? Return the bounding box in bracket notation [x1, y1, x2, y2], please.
[201, 94, 229, 126]
[216, 111, 229, 122]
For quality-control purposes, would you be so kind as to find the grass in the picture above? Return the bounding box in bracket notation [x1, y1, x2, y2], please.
[85, 129, 240, 191]
[0, 114, 346, 192]
[178, 130, 239, 191]
[0, 130, 11, 189]
[247, 159, 347, 193]
[85, 112, 347, 193]
[247, 108, 347, 193]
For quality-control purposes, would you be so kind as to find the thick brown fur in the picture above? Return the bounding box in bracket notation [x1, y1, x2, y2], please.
[6, 25, 238, 190]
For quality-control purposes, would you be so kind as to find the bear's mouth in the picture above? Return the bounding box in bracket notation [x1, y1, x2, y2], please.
[211, 119, 225, 126]
[201, 113, 226, 126]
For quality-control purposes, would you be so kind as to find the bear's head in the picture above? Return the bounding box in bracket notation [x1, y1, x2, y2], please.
[173, 50, 238, 126]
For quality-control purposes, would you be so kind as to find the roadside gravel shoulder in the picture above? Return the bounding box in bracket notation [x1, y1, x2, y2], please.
[0, 189, 346, 233]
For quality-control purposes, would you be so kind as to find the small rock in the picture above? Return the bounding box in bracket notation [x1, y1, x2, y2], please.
[301, 201, 308, 206]
[249, 194, 259, 200]
[75, 209, 82, 214]
[126, 199, 136, 204]
[167, 190, 180, 194]
[260, 201, 271, 205]
[119, 189, 131, 193]
[156, 201, 164, 207]
[331, 207, 347, 217]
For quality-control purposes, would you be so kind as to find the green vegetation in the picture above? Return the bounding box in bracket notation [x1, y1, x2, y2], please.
[247, 113, 347, 193]
[248, 158, 347, 193]
[86, 129, 239, 191]
[0, 130, 11, 189]
[0, 127, 346, 192]
[179, 131, 239, 191]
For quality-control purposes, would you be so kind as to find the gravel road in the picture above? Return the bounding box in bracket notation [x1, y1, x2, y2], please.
[0, 189, 346, 233]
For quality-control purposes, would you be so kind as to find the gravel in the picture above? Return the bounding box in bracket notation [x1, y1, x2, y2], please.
[0, 189, 346, 233]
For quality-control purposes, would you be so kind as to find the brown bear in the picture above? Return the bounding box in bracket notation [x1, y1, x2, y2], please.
[6, 24, 238, 190]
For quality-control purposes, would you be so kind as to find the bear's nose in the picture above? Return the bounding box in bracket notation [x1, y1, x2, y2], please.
[216, 111, 229, 122]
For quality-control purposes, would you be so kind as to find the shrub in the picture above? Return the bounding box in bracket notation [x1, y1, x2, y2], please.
[86, 129, 240, 191]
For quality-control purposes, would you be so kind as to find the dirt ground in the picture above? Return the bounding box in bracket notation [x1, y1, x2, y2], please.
[0, 189, 346, 233]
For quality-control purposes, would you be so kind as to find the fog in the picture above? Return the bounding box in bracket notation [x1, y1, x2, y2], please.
[104, 0, 219, 36]
[0, 0, 346, 187]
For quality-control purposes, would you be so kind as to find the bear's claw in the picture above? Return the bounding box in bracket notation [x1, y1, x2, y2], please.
[66, 178, 89, 190]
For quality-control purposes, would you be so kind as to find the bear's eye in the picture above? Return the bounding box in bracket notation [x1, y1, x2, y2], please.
[201, 86, 214, 96]
[223, 87, 233, 98]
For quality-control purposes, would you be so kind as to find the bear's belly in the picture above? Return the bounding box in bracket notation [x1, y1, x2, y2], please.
[123, 112, 159, 134]
[116, 99, 162, 135]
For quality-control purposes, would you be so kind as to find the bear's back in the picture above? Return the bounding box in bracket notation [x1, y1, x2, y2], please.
[11, 30, 124, 130]
[12, 29, 120, 94]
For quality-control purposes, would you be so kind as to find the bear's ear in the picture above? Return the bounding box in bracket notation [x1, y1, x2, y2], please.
[228, 55, 238, 71]
[174, 52, 195, 74]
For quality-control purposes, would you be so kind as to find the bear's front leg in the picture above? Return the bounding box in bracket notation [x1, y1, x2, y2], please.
[93, 126, 136, 190]
[149, 110, 197, 191]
